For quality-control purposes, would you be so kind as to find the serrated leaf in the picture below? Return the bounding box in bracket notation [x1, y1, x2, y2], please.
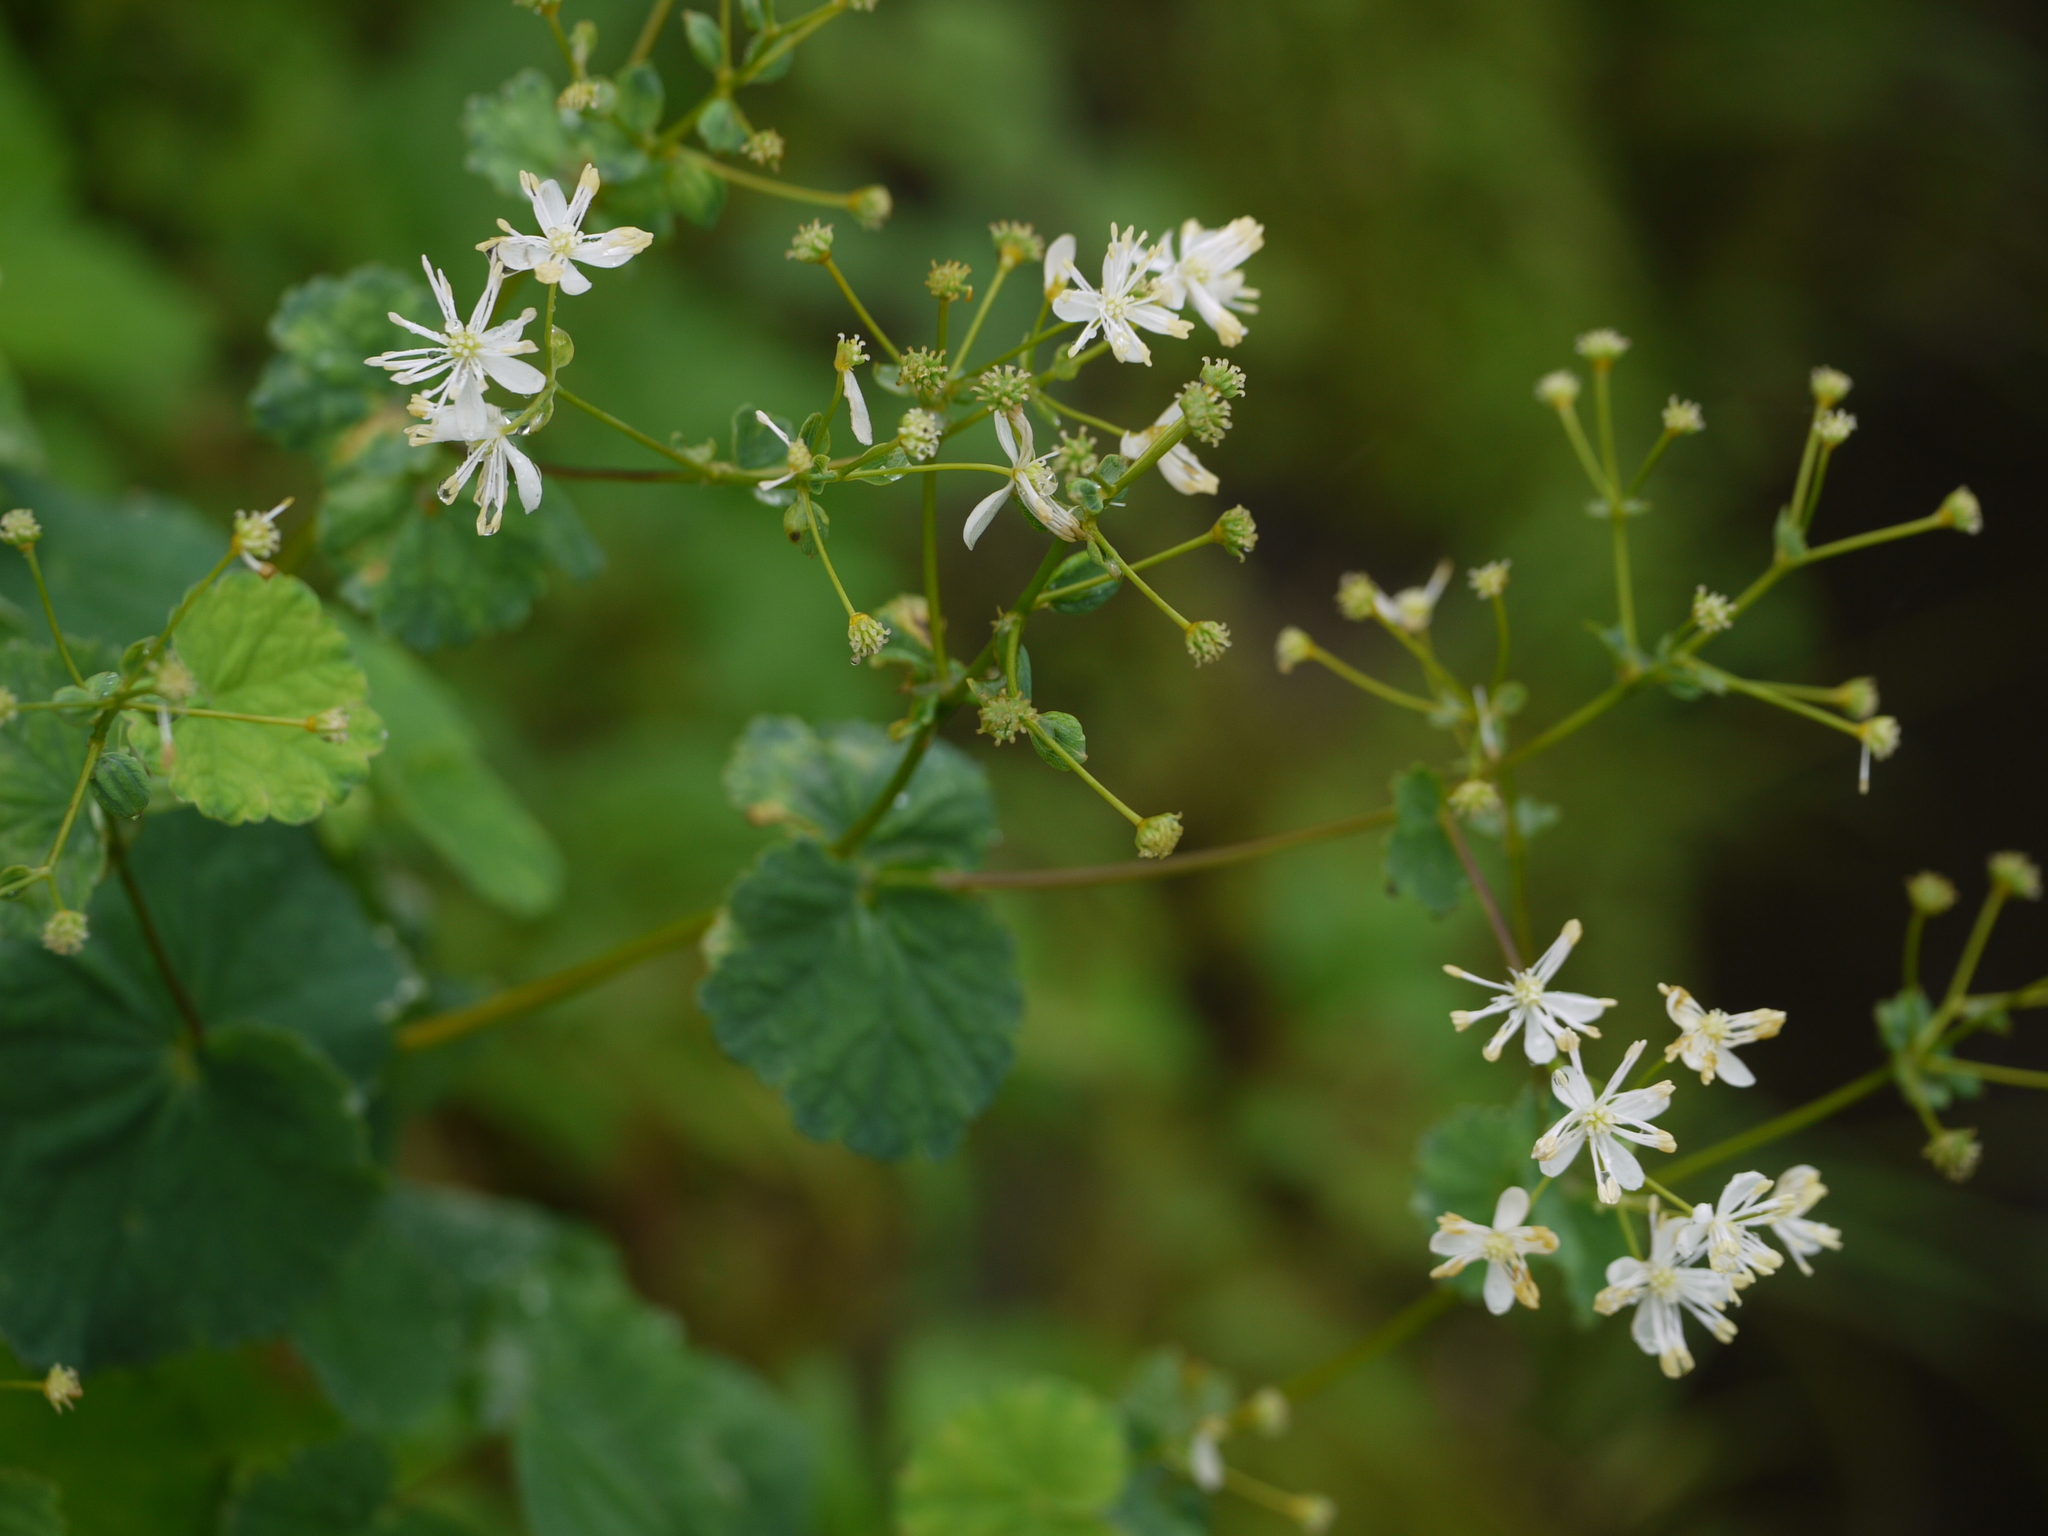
[721, 716, 996, 871]
[1044, 550, 1120, 615]
[1030, 712, 1086, 771]
[463, 70, 574, 197]
[612, 62, 665, 136]
[0, 641, 105, 940]
[700, 839, 1020, 1159]
[0, 1471, 64, 1536]
[1383, 765, 1464, 915]
[163, 571, 384, 825]
[250, 267, 427, 453]
[899, 1378, 1128, 1536]
[682, 10, 725, 71]
[697, 98, 750, 155]
[344, 624, 563, 917]
[666, 154, 728, 227]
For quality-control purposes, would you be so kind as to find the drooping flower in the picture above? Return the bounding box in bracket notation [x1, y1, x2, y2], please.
[1764, 1164, 1842, 1275]
[1444, 918, 1615, 1064]
[1657, 983, 1784, 1087]
[963, 409, 1082, 548]
[1427, 1186, 1560, 1315]
[1594, 1211, 1737, 1378]
[1120, 402, 1218, 496]
[1154, 217, 1264, 347]
[411, 382, 542, 535]
[366, 255, 544, 404]
[1344, 561, 1455, 634]
[484, 165, 653, 295]
[1674, 1170, 1784, 1286]
[1531, 1041, 1676, 1204]
[835, 334, 872, 446]
[231, 498, 292, 575]
[1052, 226, 1191, 366]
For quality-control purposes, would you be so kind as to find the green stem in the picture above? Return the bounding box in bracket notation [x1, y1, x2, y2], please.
[1660, 1066, 1892, 1184]
[934, 298, 950, 358]
[1788, 412, 1824, 533]
[1716, 674, 1865, 742]
[1641, 1174, 1693, 1212]
[1933, 887, 2011, 1038]
[1040, 395, 1130, 438]
[108, 822, 204, 1044]
[954, 541, 1070, 687]
[962, 320, 1073, 383]
[1033, 531, 1217, 609]
[1497, 763, 1534, 958]
[542, 285, 559, 389]
[1489, 593, 1510, 693]
[40, 719, 108, 883]
[951, 264, 1008, 375]
[1499, 679, 1633, 769]
[544, 8, 581, 76]
[691, 151, 867, 213]
[1304, 645, 1438, 714]
[1441, 810, 1521, 970]
[554, 388, 757, 482]
[830, 725, 934, 857]
[819, 255, 900, 362]
[1609, 508, 1638, 655]
[626, 0, 676, 66]
[1028, 717, 1141, 825]
[1553, 401, 1615, 501]
[921, 474, 947, 667]
[1264, 1289, 1455, 1409]
[1801, 512, 1949, 565]
[930, 809, 1394, 891]
[1616, 1203, 1642, 1259]
[19, 547, 85, 687]
[1593, 360, 1621, 500]
[802, 493, 856, 619]
[1937, 1058, 2048, 1091]
[844, 462, 1011, 480]
[1903, 911, 1927, 993]
[1627, 427, 1679, 495]
[1090, 529, 1190, 631]
[398, 910, 716, 1052]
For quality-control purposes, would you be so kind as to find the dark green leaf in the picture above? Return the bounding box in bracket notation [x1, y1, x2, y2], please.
[0, 1471, 63, 1536]
[222, 1438, 387, 1536]
[1044, 550, 1120, 616]
[0, 641, 105, 940]
[1874, 987, 1930, 1052]
[612, 62, 665, 137]
[1030, 712, 1086, 771]
[697, 98, 750, 155]
[898, 1378, 1128, 1536]
[682, 11, 725, 71]
[250, 267, 426, 454]
[463, 70, 574, 197]
[733, 406, 793, 470]
[721, 716, 996, 871]
[666, 154, 728, 228]
[699, 839, 1020, 1159]
[1106, 1468, 1206, 1536]
[1383, 765, 1464, 915]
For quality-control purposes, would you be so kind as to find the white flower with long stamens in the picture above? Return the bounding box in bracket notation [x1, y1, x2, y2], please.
[835, 334, 872, 446]
[483, 165, 653, 295]
[1444, 918, 1615, 1064]
[231, 498, 292, 575]
[963, 409, 1083, 548]
[1120, 402, 1218, 496]
[413, 382, 542, 535]
[1594, 1211, 1737, 1378]
[1154, 217, 1264, 347]
[366, 255, 544, 404]
[1043, 232, 1077, 299]
[1657, 983, 1784, 1087]
[1532, 1041, 1677, 1204]
[1764, 1164, 1842, 1275]
[1052, 226, 1191, 366]
[1358, 559, 1454, 634]
[1675, 1170, 1784, 1286]
[750, 411, 816, 492]
[1428, 1186, 1560, 1314]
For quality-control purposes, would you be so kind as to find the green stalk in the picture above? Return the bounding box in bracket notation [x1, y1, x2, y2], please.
[951, 263, 1008, 375]
[819, 255, 900, 361]
[1304, 646, 1438, 714]
[921, 474, 947, 666]
[1027, 717, 1141, 825]
[19, 546, 85, 686]
[1660, 1066, 1892, 1184]
[931, 809, 1394, 892]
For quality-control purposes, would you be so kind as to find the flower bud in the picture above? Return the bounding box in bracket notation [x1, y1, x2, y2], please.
[314, 707, 353, 745]
[1335, 572, 1376, 622]
[567, 18, 596, 67]
[743, 129, 785, 170]
[898, 347, 948, 399]
[40, 1365, 81, 1415]
[1691, 587, 1735, 634]
[898, 409, 942, 463]
[1135, 812, 1183, 860]
[1859, 715, 1901, 760]
[989, 220, 1044, 270]
[1938, 486, 1982, 535]
[1246, 1386, 1290, 1437]
[972, 365, 1032, 412]
[1289, 1495, 1336, 1535]
[1274, 627, 1315, 674]
[0, 508, 41, 548]
[1923, 1126, 1981, 1183]
[1815, 409, 1857, 447]
[851, 185, 892, 230]
[1214, 506, 1257, 561]
[1989, 850, 2042, 901]
[1810, 366, 1853, 406]
[1906, 871, 1957, 916]
[925, 259, 973, 302]
[1054, 430, 1099, 477]
[1662, 396, 1705, 434]
[1835, 677, 1878, 720]
[1448, 778, 1503, 821]
[233, 505, 285, 563]
[976, 689, 1036, 745]
[1184, 620, 1231, 667]
[41, 908, 88, 956]
[835, 333, 869, 371]
[1199, 357, 1248, 399]
[0, 686, 17, 727]
[91, 750, 151, 820]
[847, 612, 891, 663]
[1467, 560, 1510, 599]
[1574, 328, 1630, 361]
[786, 220, 835, 263]
[1176, 381, 1232, 446]
[1534, 371, 1580, 408]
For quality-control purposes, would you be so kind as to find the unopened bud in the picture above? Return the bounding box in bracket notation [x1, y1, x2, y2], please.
[151, 653, 198, 705]
[1574, 328, 1630, 362]
[1053, 429, 1099, 477]
[1989, 851, 2042, 901]
[743, 129, 785, 170]
[41, 909, 88, 956]
[1835, 677, 1878, 720]
[898, 409, 942, 462]
[40, 1365, 82, 1415]
[847, 612, 890, 663]
[1289, 1495, 1336, 1535]
[972, 365, 1032, 412]
[0, 687, 17, 727]
[233, 505, 285, 561]
[1467, 560, 1510, 599]
[989, 220, 1044, 269]
[1135, 812, 1184, 860]
[925, 259, 973, 302]
[1448, 778, 1503, 821]
[1275, 627, 1315, 674]
[1215, 506, 1257, 560]
[1185, 620, 1231, 667]
[1336, 572, 1377, 622]
[1809, 366, 1853, 406]
[0, 508, 41, 548]
[1199, 357, 1248, 399]
[567, 18, 597, 67]
[976, 690, 1037, 745]
[1939, 486, 1982, 535]
[1246, 1386, 1290, 1437]
[898, 347, 948, 398]
[786, 220, 836, 263]
[1923, 1126, 1981, 1183]
[314, 707, 352, 745]
[1815, 410, 1857, 447]
[91, 750, 152, 819]
[1176, 381, 1232, 446]
[1860, 715, 1901, 760]
[1906, 871, 1957, 916]
[1691, 587, 1735, 634]
[850, 185, 892, 230]
[1534, 371, 1580, 409]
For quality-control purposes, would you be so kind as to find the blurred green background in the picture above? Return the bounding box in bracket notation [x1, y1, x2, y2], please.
[3, 0, 2045, 1529]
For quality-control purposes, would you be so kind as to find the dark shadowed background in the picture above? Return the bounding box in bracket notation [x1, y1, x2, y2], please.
[1, 0, 2044, 1529]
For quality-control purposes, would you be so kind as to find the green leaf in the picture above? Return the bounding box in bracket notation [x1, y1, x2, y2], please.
[612, 62, 665, 137]
[1383, 765, 1464, 916]
[722, 717, 997, 872]
[222, 1437, 386, 1536]
[250, 268, 426, 454]
[733, 406, 794, 470]
[1030, 712, 1086, 771]
[682, 11, 725, 71]
[463, 70, 574, 198]
[163, 572, 384, 825]
[699, 839, 1020, 1160]
[0, 1471, 63, 1536]
[1106, 1469, 1206, 1536]
[739, 30, 792, 84]
[1044, 550, 1120, 616]
[0, 641, 104, 940]
[1874, 987, 1931, 1053]
[697, 98, 750, 155]
[899, 1378, 1128, 1536]
[1117, 1348, 1232, 1460]
[666, 155, 728, 228]
[344, 623, 563, 917]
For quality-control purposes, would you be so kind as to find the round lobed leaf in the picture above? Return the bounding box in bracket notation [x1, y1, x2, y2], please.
[0, 641, 104, 941]
[898, 1378, 1129, 1536]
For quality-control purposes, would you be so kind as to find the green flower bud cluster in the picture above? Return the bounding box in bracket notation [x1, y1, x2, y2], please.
[1990, 850, 2042, 901]
[786, 220, 836, 263]
[744, 130, 786, 170]
[1053, 430, 1098, 477]
[1923, 1126, 1982, 1183]
[1134, 812, 1183, 860]
[847, 612, 891, 663]
[989, 221, 1044, 270]
[1906, 871, 1957, 916]
[1177, 380, 1232, 446]
[850, 185, 892, 231]
[40, 908, 87, 956]
[898, 409, 942, 462]
[925, 259, 973, 302]
[972, 365, 1032, 413]
[1184, 619, 1231, 666]
[976, 688, 1037, 745]
[1214, 506, 1257, 561]
[897, 347, 948, 399]
[1, 508, 41, 548]
[1199, 357, 1247, 399]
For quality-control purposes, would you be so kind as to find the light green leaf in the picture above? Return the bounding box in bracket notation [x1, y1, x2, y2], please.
[1030, 713, 1086, 772]
[697, 99, 750, 155]
[0, 1471, 63, 1536]
[899, 1379, 1128, 1536]
[165, 571, 384, 825]
[721, 716, 996, 871]
[682, 12, 725, 72]
[250, 267, 426, 454]
[1383, 765, 1464, 916]
[1116, 1348, 1233, 1461]
[0, 641, 103, 940]
[612, 62, 666, 137]
[463, 70, 573, 198]
[666, 154, 728, 228]
[344, 624, 563, 916]
[700, 840, 1019, 1160]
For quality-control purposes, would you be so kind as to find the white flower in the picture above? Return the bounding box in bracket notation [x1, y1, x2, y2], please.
[1764, 1164, 1842, 1276]
[1187, 1418, 1226, 1492]
[1153, 217, 1264, 347]
[1674, 1170, 1785, 1286]
[1444, 918, 1615, 1064]
[1594, 1212, 1737, 1378]
[963, 409, 1083, 548]
[1360, 559, 1454, 634]
[1428, 1186, 1560, 1315]
[366, 255, 544, 403]
[749, 411, 815, 491]
[1052, 225, 1192, 366]
[484, 165, 653, 295]
[412, 382, 543, 535]
[1043, 232, 1077, 298]
[835, 333, 872, 446]
[1120, 403, 1218, 496]
[1658, 983, 1784, 1087]
[1531, 1041, 1676, 1204]
[231, 498, 291, 574]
